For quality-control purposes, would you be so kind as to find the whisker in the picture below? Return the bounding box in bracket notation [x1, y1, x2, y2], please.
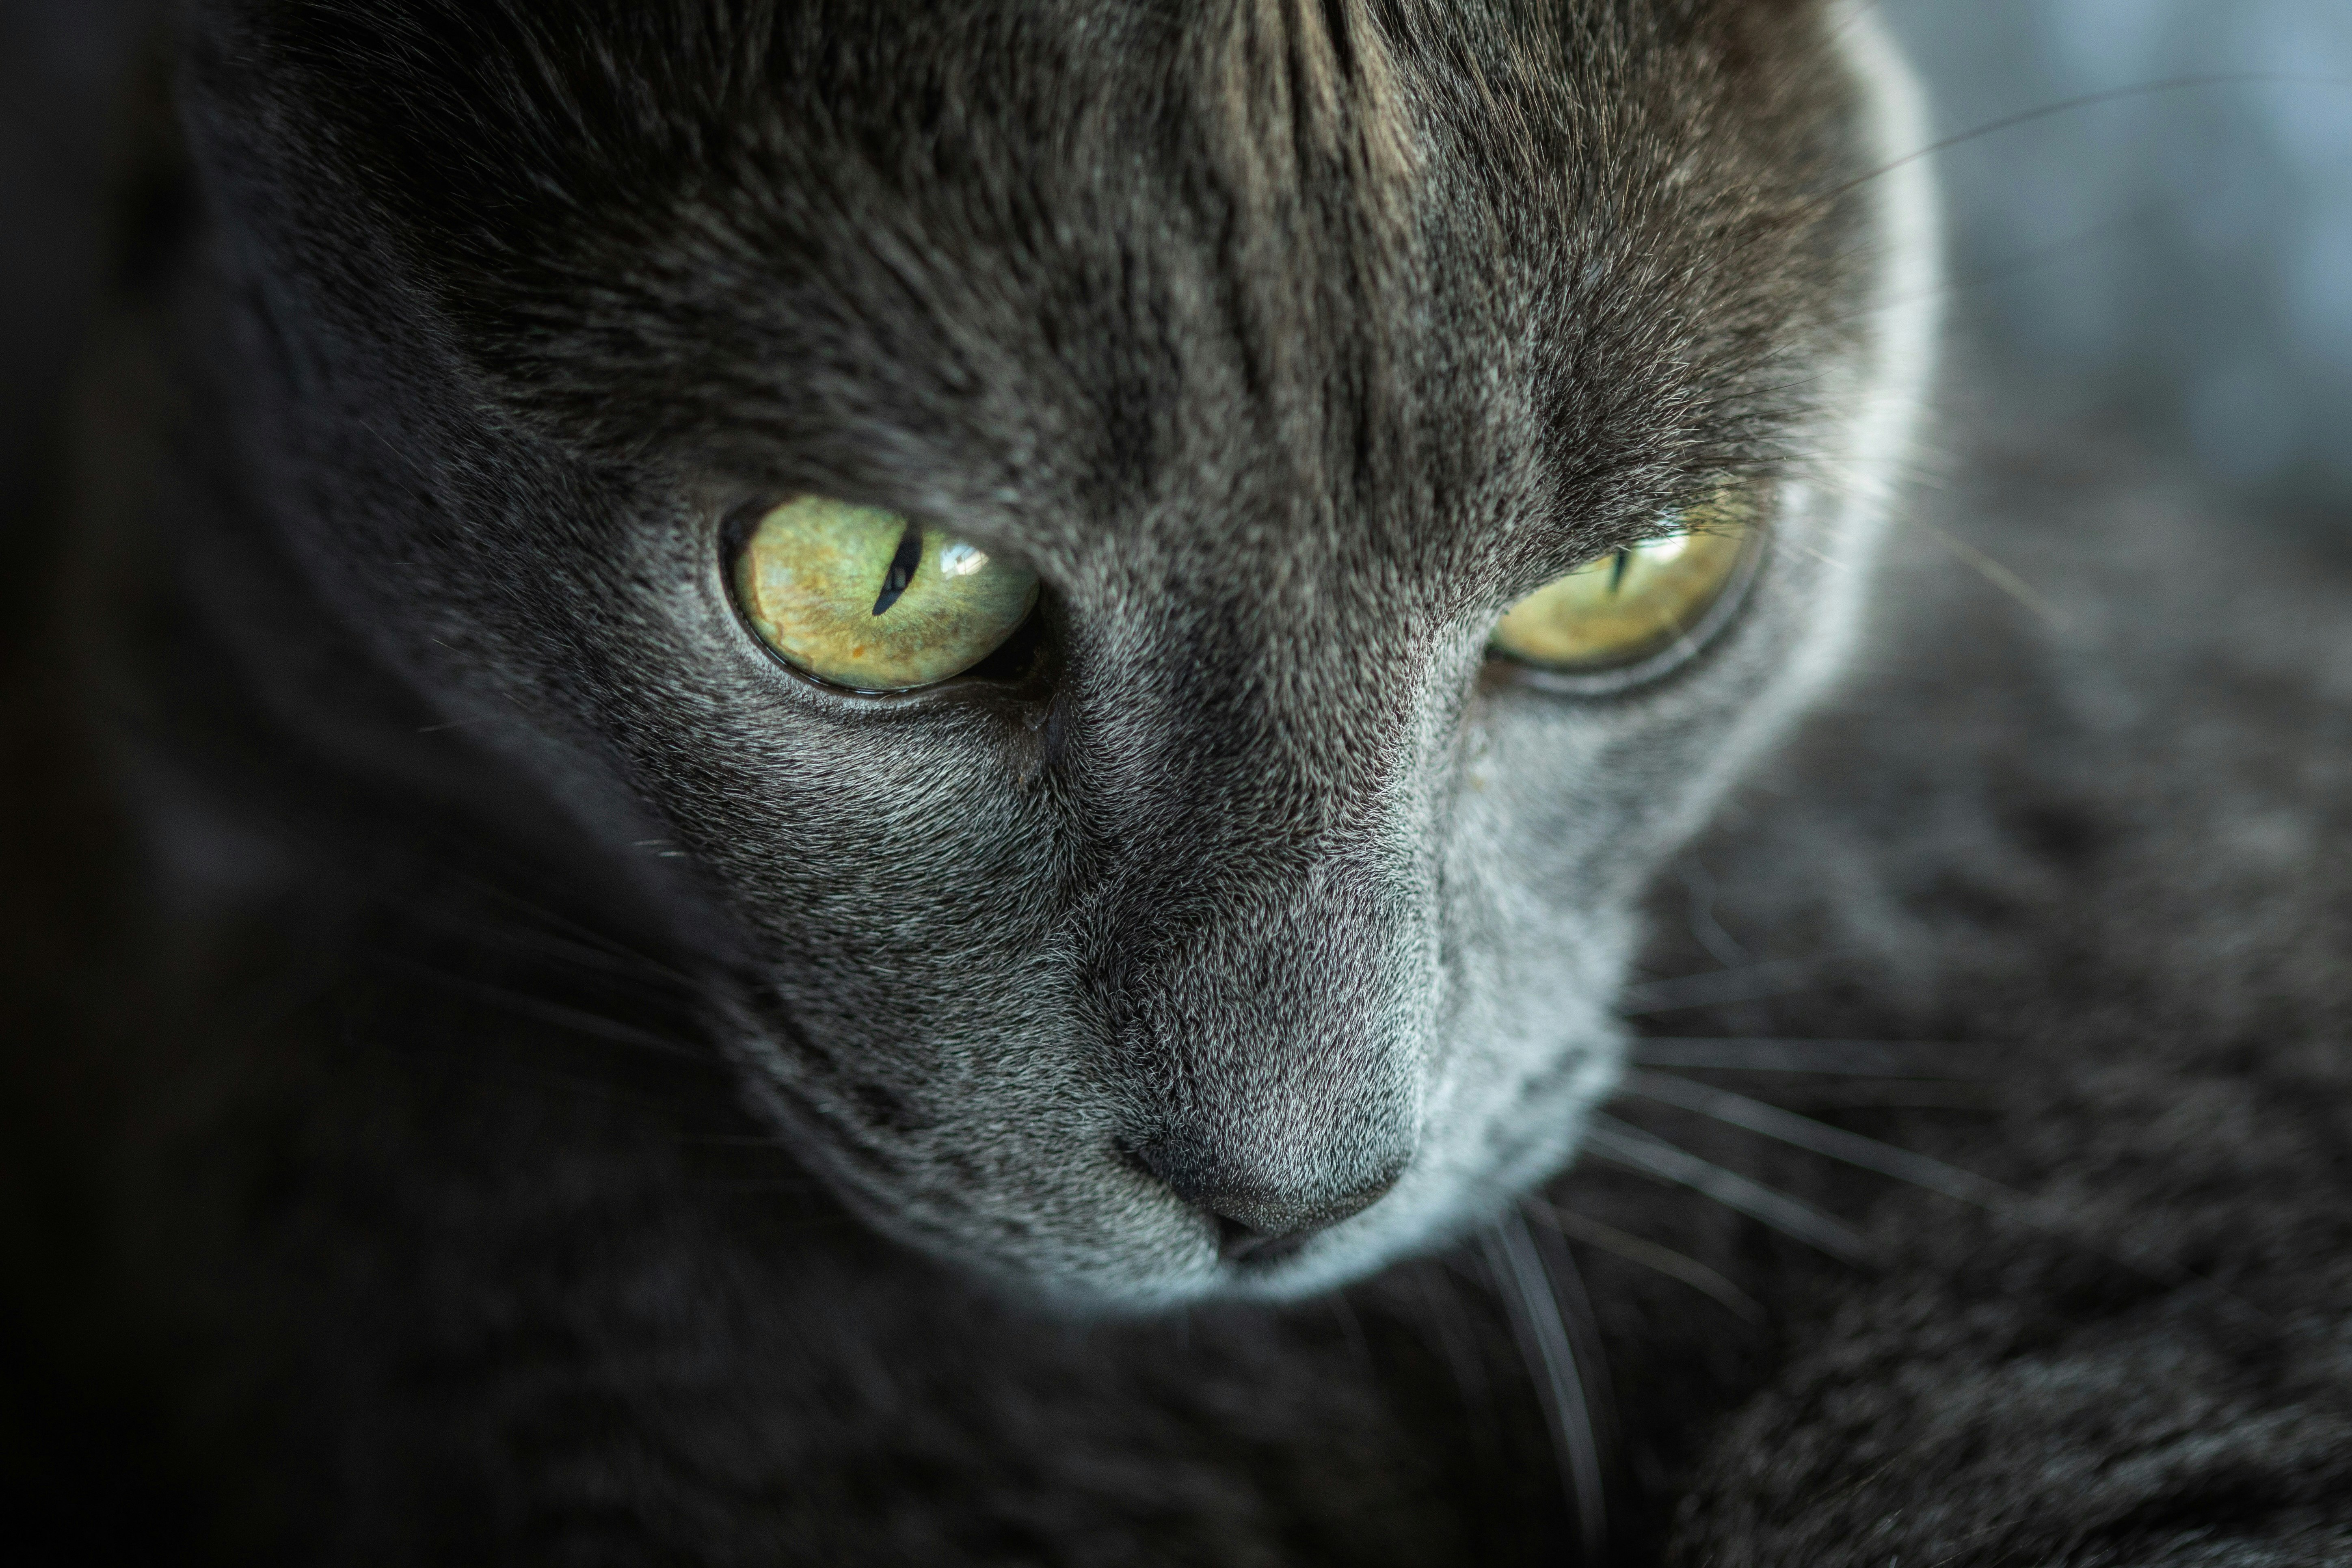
[1619, 1073, 2272, 1328]
[1528, 1199, 1764, 1324]
[1326, 1291, 1372, 1372]
[1674, 858, 1751, 969]
[447, 912, 695, 984]
[1629, 1038, 1988, 1077]
[1402, 1264, 1499, 1439]
[406, 1051, 721, 1114]
[1824, 73, 2352, 209]
[1623, 1071, 2010, 1208]
[1522, 1210, 1616, 1532]
[1759, 1081, 2005, 1113]
[1616, 955, 1823, 1016]
[1778, 534, 1864, 578]
[1816, 212, 2144, 334]
[446, 875, 700, 986]
[1669, 70, 2352, 448]
[1482, 1212, 1608, 1566]
[1911, 518, 2068, 629]
[430, 921, 685, 986]
[1584, 1117, 1873, 1266]
[380, 957, 721, 1066]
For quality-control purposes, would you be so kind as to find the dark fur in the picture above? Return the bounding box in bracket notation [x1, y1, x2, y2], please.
[4, 0, 2348, 1563]
[154, 0, 1888, 1308]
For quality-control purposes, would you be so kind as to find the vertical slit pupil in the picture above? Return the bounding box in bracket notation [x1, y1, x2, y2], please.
[1608, 550, 1631, 595]
[872, 524, 925, 616]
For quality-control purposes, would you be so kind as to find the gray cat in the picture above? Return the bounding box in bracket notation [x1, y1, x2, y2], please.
[3, 0, 2347, 1563]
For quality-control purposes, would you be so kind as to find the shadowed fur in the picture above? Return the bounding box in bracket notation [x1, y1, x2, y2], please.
[147, 0, 1930, 1311]
[22, 0, 2347, 1563]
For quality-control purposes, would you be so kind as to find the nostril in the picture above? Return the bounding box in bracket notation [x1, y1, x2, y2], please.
[1215, 1215, 1274, 1263]
[1128, 1132, 1404, 1264]
[1217, 1215, 1317, 1265]
[1213, 1170, 1399, 1252]
[1124, 1137, 1197, 1203]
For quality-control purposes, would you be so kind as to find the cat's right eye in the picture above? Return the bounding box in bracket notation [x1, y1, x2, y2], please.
[731, 496, 1040, 692]
[1489, 480, 1764, 675]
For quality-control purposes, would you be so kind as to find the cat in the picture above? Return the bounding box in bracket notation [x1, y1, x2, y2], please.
[3, 0, 2349, 1563]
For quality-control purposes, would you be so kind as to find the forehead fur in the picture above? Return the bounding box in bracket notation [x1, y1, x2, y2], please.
[188, 0, 1867, 555]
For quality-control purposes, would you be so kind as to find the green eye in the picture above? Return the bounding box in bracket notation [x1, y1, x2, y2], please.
[731, 496, 1040, 691]
[1489, 481, 1763, 672]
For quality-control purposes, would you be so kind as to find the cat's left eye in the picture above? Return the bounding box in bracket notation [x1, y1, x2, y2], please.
[731, 496, 1040, 692]
[1489, 480, 1764, 675]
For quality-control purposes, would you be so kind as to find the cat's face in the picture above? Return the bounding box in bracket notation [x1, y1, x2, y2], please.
[184, 0, 1933, 1308]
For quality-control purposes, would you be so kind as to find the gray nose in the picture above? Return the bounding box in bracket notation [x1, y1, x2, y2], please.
[1134, 1131, 1408, 1263]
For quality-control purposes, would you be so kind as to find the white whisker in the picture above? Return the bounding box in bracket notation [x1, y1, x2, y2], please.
[1616, 955, 1824, 1016]
[1528, 1199, 1765, 1324]
[1584, 1117, 1873, 1266]
[1403, 1264, 1498, 1435]
[1911, 517, 2068, 629]
[1624, 1070, 2011, 1207]
[1674, 858, 1752, 969]
[1630, 1038, 1988, 1078]
[1622, 1073, 2273, 1328]
[1482, 1212, 1609, 1565]
[1811, 71, 2352, 220]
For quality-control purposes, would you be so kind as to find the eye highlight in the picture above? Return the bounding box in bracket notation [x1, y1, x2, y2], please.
[1489, 481, 1764, 674]
[731, 497, 1040, 691]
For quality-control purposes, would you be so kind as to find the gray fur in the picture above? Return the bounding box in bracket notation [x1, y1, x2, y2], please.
[164, 0, 1930, 1306]
[8, 0, 2348, 1562]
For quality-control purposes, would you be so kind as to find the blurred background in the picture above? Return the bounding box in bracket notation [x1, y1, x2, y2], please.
[1883, 0, 2352, 509]
[2, 1, 2350, 513]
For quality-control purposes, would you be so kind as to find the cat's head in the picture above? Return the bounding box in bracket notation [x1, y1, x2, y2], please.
[179, 0, 1934, 1308]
